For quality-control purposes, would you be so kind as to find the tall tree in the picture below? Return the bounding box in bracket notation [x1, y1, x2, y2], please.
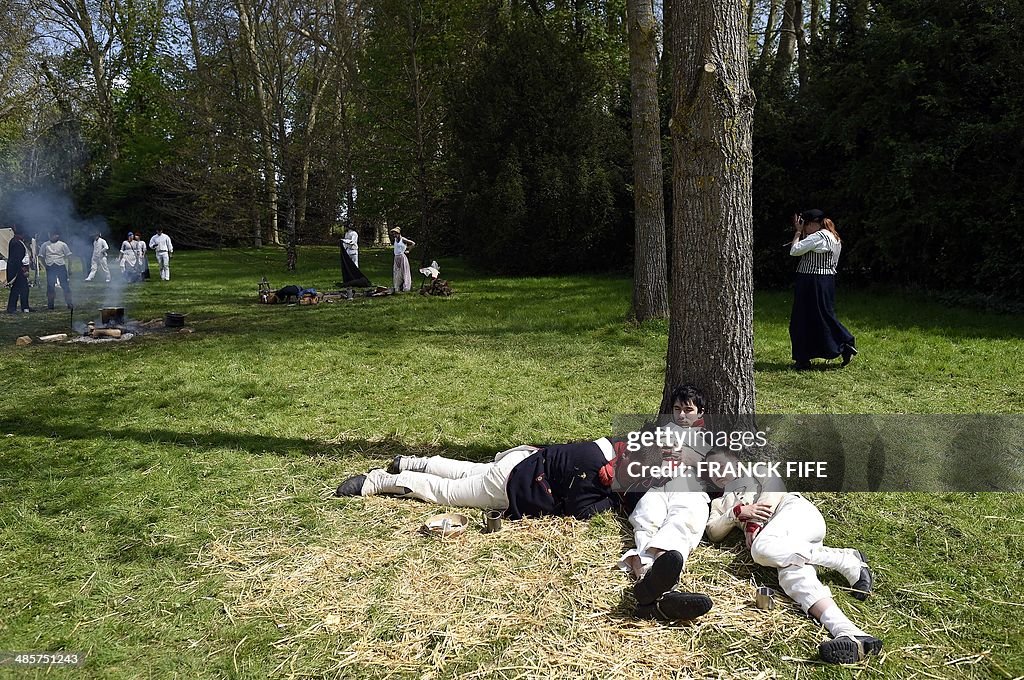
[772, 0, 797, 85]
[626, 0, 668, 322]
[663, 0, 756, 414]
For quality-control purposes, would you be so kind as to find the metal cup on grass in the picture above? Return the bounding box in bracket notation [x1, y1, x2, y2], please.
[754, 586, 775, 610]
[483, 509, 503, 533]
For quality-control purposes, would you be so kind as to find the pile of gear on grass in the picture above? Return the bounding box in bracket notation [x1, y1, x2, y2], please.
[416, 261, 453, 297]
[257, 242, 453, 306]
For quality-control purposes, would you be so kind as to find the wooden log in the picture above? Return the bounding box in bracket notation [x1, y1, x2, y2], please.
[39, 333, 68, 342]
[91, 328, 122, 338]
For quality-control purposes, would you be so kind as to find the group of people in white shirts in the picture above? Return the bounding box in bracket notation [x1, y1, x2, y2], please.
[85, 228, 174, 283]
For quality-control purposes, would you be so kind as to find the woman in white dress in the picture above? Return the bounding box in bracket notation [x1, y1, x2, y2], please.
[119, 231, 139, 281]
[390, 227, 416, 292]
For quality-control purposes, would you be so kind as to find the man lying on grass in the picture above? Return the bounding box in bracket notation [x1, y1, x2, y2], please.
[336, 385, 716, 622]
[704, 449, 880, 665]
[337, 438, 631, 522]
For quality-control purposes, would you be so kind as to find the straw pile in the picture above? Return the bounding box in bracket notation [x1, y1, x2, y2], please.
[194, 487, 990, 679]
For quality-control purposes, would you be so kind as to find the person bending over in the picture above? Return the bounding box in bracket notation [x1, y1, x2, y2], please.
[704, 449, 880, 665]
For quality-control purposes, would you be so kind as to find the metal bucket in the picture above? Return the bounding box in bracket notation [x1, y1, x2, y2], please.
[165, 312, 186, 328]
[99, 307, 125, 325]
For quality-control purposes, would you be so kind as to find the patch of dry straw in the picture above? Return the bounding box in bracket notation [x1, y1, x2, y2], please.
[193, 488, 980, 679]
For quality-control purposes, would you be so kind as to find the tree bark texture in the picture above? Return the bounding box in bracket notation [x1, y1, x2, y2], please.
[627, 0, 668, 322]
[795, 0, 807, 89]
[663, 0, 756, 416]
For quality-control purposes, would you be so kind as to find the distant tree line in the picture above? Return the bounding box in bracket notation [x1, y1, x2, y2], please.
[1, 0, 1021, 298]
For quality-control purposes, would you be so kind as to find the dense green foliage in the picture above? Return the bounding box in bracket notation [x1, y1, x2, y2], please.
[449, 14, 631, 273]
[1, 1, 1022, 295]
[752, 1, 1024, 299]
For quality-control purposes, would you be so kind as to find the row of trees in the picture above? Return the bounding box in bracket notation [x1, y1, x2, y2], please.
[2, 0, 1022, 299]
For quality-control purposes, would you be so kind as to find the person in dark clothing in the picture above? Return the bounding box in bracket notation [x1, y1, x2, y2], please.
[788, 209, 857, 370]
[5, 227, 31, 313]
[337, 439, 629, 521]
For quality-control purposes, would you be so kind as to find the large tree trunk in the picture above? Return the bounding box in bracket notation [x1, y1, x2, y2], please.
[663, 0, 756, 416]
[627, 0, 668, 322]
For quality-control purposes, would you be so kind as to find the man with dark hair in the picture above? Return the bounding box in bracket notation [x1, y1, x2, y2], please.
[5, 226, 31, 313]
[617, 383, 714, 621]
[84, 233, 110, 283]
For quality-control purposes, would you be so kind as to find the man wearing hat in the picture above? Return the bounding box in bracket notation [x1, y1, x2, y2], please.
[389, 227, 415, 292]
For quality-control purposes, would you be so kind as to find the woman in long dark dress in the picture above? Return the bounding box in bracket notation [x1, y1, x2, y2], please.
[789, 209, 856, 370]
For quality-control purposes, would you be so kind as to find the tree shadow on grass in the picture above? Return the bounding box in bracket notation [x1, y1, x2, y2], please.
[754, 360, 846, 373]
[1, 414, 506, 470]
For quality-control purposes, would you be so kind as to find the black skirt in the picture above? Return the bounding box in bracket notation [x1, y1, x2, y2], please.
[789, 273, 855, 362]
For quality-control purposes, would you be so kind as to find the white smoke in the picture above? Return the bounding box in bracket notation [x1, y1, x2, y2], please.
[6, 187, 131, 315]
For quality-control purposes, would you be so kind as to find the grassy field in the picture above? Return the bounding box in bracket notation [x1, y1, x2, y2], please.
[1, 246, 1022, 679]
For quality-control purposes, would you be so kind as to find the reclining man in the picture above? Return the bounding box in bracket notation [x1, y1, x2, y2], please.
[704, 448, 880, 665]
[617, 384, 715, 622]
[337, 438, 633, 521]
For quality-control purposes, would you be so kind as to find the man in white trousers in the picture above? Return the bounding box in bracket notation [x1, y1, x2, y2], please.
[337, 436, 635, 522]
[617, 384, 715, 622]
[149, 228, 173, 280]
[84, 233, 110, 282]
[705, 449, 880, 665]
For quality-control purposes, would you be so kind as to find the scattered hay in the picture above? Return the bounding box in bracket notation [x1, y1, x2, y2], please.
[194, 488, 1004, 679]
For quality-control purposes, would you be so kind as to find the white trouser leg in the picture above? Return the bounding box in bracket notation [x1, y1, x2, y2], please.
[423, 456, 495, 478]
[86, 258, 98, 280]
[619, 488, 710, 575]
[395, 449, 534, 509]
[98, 257, 110, 281]
[751, 496, 832, 612]
[424, 446, 538, 478]
[776, 564, 834, 613]
[750, 496, 826, 567]
[157, 252, 170, 280]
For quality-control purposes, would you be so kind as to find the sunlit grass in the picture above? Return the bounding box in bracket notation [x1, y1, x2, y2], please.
[1, 247, 1021, 678]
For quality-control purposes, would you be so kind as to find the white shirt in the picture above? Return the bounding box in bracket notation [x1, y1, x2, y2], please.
[93, 238, 108, 257]
[149, 233, 173, 253]
[394, 237, 407, 257]
[342, 229, 359, 254]
[41, 240, 73, 267]
[790, 230, 841, 275]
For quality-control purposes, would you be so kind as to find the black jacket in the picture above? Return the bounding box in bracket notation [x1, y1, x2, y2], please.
[6, 239, 26, 282]
[504, 441, 619, 520]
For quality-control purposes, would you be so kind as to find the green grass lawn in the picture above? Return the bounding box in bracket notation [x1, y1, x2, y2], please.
[1, 247, 1022, 679]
